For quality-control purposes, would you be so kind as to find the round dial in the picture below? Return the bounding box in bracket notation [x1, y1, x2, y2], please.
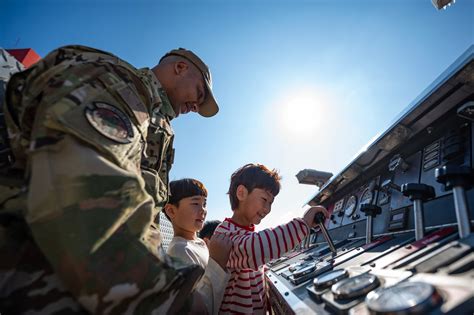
[344, 195, 358, 217]
[313, 269, 349, 290]
[366, 281, 442, 314]
[360, 187, 373, 206]
[331, 273, 380, 300]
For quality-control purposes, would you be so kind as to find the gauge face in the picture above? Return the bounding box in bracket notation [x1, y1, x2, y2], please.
[313, 269, 349, 290]
[344, 195, 358, 217]
[331, 273, 380, 300]
[378, 191, 390, 206]
[366, 281, 441, 314]
[360, 187, 373, 206]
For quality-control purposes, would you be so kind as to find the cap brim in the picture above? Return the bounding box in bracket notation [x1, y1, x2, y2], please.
[198, 80, 219, 117]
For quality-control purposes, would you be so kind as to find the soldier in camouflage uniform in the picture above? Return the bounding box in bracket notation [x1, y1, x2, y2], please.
[0, 45, 219, 314]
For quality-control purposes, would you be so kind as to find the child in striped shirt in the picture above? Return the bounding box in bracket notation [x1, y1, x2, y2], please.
[215, 163, 329, 314]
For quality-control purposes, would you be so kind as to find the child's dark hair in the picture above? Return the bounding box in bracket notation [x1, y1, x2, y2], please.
[228, 163, 281, 210]
[198, 220, 221, 239]
[164, 178, 208, 220]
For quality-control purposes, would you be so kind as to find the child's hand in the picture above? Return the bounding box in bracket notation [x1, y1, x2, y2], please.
[302, 205, 329, 228]
[208, 233, 232, 270]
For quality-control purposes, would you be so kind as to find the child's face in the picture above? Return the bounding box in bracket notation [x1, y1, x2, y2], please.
[238, 187, 274, 225]
[174, 195, 207, 234]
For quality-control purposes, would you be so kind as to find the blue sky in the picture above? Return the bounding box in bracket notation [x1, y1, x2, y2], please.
[1, 0, 473, 229]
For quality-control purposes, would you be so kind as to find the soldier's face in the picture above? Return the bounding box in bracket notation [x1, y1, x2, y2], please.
[169, 64, 206, 117]
[173, 195, 207, 233]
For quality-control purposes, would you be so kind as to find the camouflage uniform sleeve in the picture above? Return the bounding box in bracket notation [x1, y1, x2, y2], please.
[23, 61, 203, 314]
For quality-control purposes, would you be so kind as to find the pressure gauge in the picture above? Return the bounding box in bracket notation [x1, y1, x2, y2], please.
[366, 281, 442, 314]
[331, 273, 380, 300]
[360, 187, 373, 206]
[344, 195, 358, 217]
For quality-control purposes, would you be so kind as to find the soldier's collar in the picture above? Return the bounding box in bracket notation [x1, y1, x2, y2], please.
[139, 68, 176, 119]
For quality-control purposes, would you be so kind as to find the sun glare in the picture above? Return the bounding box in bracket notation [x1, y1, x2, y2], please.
[277, 88, 326, 136]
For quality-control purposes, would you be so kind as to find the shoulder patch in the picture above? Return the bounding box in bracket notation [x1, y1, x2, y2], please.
[85, 102, 134, 143]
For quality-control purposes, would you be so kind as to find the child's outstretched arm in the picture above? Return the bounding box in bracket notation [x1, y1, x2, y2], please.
[226, 206, 329, 270]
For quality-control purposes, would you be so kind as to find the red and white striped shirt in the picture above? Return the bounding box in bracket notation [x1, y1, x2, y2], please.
[215, 217, 310, 314]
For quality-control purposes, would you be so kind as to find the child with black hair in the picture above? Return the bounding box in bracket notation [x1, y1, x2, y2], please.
[164, 178, 231, 314]
[199, 220, 222, 247]
[215, 163, 329, 314]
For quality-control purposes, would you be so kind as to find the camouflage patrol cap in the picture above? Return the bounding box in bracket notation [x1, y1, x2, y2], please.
[160, 48, 219, 117]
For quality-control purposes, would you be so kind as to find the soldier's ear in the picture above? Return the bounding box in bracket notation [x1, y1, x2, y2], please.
[174, 61, 188, 76]
[236, 185, 248, 202]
